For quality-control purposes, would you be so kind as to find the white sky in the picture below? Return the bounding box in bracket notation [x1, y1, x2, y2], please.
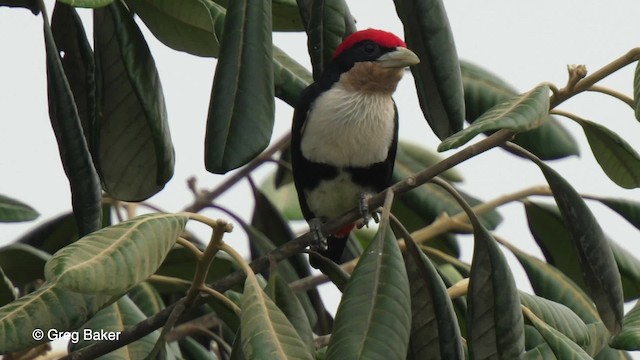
[1, 1, 640, 356]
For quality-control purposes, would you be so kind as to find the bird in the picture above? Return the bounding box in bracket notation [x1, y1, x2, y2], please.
[291, 28, 420, 264]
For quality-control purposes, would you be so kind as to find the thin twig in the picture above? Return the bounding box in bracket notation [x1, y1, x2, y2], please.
[586, 86, 635, 108]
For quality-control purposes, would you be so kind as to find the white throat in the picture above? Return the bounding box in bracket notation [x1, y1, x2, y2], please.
[300, 83, 395, 167]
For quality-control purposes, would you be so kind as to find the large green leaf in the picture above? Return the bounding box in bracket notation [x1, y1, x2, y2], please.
[524, 308, 593, 360]
[127, 282, 165, 317]
[0, 268, 17, 307]
[126, 0, 225, 57]
[304, 0, 355, 78]
[439, 84, 550, 151]
[205, 0, 275, 173]
[45, 3, 103, 237]
[273, 45, 313, 106]
[596, 197, 640, 230]
[240, 270, 313, 359]
[45, 213, 188, 295]
[611, 300, 640, 351]
[403, 235, 464, 359]
[394, 0, 464, 140]
[69, 296, 160, 358]
[576, 118, 640, 188]
[0, 282, 112, 353]
[398, 141, 463, 182]
[0, 244, 50, 288]
[538, 163, 624, 334]
[467, 225, 524, 359]
[461, 61, 578, 160]
[326, 220, 411, 359]
[212, 0, 304, 31]
[93, 1, 175, 201]
[57, 0, 113, 7]
[594, 346, 633, 360]
[0, 194, 38, 223]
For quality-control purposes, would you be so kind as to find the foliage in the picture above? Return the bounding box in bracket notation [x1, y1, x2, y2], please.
[1, 0, 640, 358]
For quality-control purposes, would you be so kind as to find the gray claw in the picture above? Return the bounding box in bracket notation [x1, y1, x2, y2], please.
[308, 218, 328, 251]
[359, 193, 373, 227]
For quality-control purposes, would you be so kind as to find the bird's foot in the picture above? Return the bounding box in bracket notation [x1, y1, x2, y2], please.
[357, 192, 380, 228]
[308, 218, 328, 251]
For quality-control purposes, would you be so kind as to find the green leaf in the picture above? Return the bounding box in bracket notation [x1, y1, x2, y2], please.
[610, 240, 640, 301]
[205, 0, 275, 173]
[439, 84, 550, 151]
[127, 282, 165, 317]
[69, 295, 159, 357]
[0, 282, 112, 353]
[611, 300, 640, 351]
[93, 1, 175, 201]
[271, 0, 304, 31]
[0, 268, 17, 307]
[594, 346, 633, 360]
[398, 141, 463, 182]
[403, 235, 464, 359]
[47, 2, 103, 237]
[180, 336, 220, 360]
[524, 308, 593, 360]
[240, 271, 313, 359]
[466, 225, 524, 359]
[273, 45, 313, 106]
[265, 274, 315, 355]
[126, 0, 225, 57]
[326, 220, 411, 359]
[0, 244, 50, 288]
[45, 213, 188, 295]
[0, 194, 38, 222]
[596, 197, 640, 230]
[305, 0, 355, 78]
[634, 61, 640, 122]
[576, 118, 640, 188]
[394, 0, 465, 140]
[0, 0, 39, 14]
[57, 0, 113, 8]
[538, 162, 624, 334]
[260, 173, 304, 221]
[461, 61, 578, 160]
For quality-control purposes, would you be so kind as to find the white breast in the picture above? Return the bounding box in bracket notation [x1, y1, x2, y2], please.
[300, 83, 395, 167]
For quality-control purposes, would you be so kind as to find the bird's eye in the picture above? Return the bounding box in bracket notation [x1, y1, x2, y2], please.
[363, 42, 376, 54]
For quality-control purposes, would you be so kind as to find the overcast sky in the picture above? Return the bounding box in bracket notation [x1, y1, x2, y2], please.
[2, 1, 640, 354]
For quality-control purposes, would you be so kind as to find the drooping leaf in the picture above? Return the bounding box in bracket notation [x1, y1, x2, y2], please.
[0, 268, 17, 307]
[93, 1, 175, 201]
[0, 244, 50, 288]
[304, 0, 355, 79]
[439, 84, 550, 151]
[403, 234, 464, 359]
[461, 61, 578, 160]
[69, 295, 159, 357]
[524, 308, 593, 360]
[538, 162, 624, 334]
[467, 224, 524, 359]
[240, 269, 313, 359]
[272, 45, 313, 106]
[596, 197, 640, 230]
[326, 218, 411, 359]
[57, 0, 113, 8]
[0, 282, 112, 353]
[45, 213, 189, 295]
[611, 300, 640, 351]
[394, 0, 465, 140]
[47, 2, 103, 237]
[575, 118, 640, 188]
[205, 0, 275, 173]
[126, 0, 225, 57]
[0, 194, 38, 223]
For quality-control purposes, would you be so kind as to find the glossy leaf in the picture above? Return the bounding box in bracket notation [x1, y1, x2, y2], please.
[240, 270, 313, 359]
[576, 118, 640, 188]
[94, 1, 175, 201]
[524, 308, 593, 360]
[265, 274, 315, 354]
[634, 61, 640, 122]
[0, 194, 38, 223]
[126, 0, 225, 57]
[461, 61, 578, 160]
[205, 0, 275, 173]
[539, 162, 624, 334]
[394, 0, 464, 139]
[439, 84, 550, 151]
[45, 213, 188, 295]
[69, 296, 159, 357]
[467, 224, 524, 359]
[611, 300, 640, 351]
[326, 220, 411, 359]
[45, 3, 103, 237]
[305, 0, 355, 78]
[57, 0, 113, 7]
[0, 282, 112, 353]
[0, 243, 50, 288]
[596, 197, 640, 230]
[0, 268, 17, 307]
[403, 234, 464, 359]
